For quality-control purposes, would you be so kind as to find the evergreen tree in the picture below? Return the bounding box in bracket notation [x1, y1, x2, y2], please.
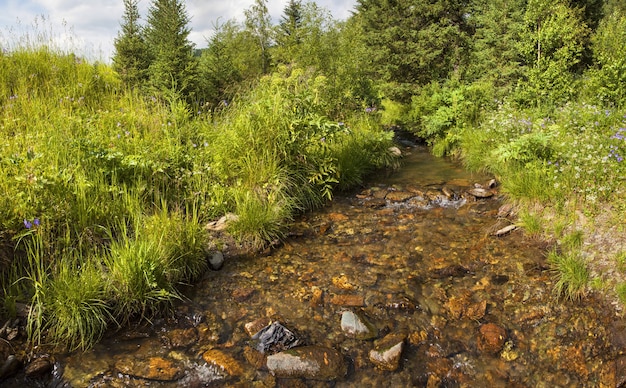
[274, 0, 303, 63]
[467, 0, 526, 96]
[355, 0, 472, 102]
[198, 20, 243, 107]
[244, 0, 273, 74]
[144, 0, 198, 99]
[113, 0, 149, 88]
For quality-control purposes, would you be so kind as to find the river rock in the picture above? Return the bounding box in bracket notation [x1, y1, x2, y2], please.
[0, 355, 20, 380]
[492, 224, 517, 237]
[24, 356, 53, 378]
[208, 251, 224, 270]
[202, 349, 244, 377]
[163, 327, 198, 349]
[385, 190, 415, 202]
[330, 294, 365, 307]
[206, 213, 238, 231]
[369, 333, 406, 371]
[477, 323, 507, 354]
[266, 346, 347, 381]
[468, 187, 493, 198]
[340, 310, 378, 340]
[114, 355, 184, 381]
[252, 321, 302, 354]
[244, 317, 272, 337]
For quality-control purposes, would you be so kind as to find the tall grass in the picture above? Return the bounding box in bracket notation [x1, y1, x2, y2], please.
[0, 48, 397, 350]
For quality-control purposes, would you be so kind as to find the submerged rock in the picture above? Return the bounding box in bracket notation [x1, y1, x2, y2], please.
[340, 310, 378, 340]
[477, 323, 507, 355]
[369, 333, 406, 371]
[252, 321, 302, 354]
[114, 355, 184, 381]
[266, 346, 346, 381]
[202, 349, 244, 377]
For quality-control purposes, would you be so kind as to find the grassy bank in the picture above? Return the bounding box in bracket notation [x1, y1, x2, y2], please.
[0, 49, 398, 350]
[456, 102, 626, 308]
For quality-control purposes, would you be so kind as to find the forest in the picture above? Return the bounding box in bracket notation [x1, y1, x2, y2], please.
[0, 0, 625, 352]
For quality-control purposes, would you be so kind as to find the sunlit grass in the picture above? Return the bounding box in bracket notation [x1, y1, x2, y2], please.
[547, 249, 589, 302]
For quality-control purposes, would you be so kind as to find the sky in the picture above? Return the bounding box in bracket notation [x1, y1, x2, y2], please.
[0, 0, 357, 62]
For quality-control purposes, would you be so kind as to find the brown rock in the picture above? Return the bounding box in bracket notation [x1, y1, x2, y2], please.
[266, 346, 346, 380]
[244, 317, 272, 337]
[243, 345, 266, 369]
[115, 356, 184, 381]
[232, 287, 256, 302]
[25, 356, 53, 378]
[163, 327, 197, 349]
[477, 323, 507, 354]
[330, 294, 365, 307]
[310, 286, 324, 307]
[465, 300, 487, 321]
[203, 349, 244, 377]
[328, 212, 348, 222]
[385, 191, 415, 202]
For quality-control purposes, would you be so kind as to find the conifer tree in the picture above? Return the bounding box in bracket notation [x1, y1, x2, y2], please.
[113, 0, 149, 88]
[144, 0, 198, 99]
[275, 0, 303, 62]
[355, 0, 471, 102]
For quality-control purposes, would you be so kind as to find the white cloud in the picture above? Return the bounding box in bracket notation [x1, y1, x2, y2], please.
[0, 0, 356, 61]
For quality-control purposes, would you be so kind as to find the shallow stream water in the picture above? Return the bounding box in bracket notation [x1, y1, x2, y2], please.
[7, 146, 625, 387]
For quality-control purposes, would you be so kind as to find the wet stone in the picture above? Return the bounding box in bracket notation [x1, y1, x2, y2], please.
[0, 355, 20, 380]
[114, 355, 184, 381]
[208, 251, 225, 270]
[431, 264, 471, 278]
[330, 294, 365, 307]
[468, 187, 494, 198]
[369, 332, 406, 371]
[202, 349, 244, 377]
[266, 346, 347, 381]
[25, 356, 53, 378]
[340, 311, 378, 340]
[252, 321, 302, 354]
[163, 327, 198, 349]
[477, 323, 507, 355]
[232, 287, 256, 302]
[244, 317, 272, 338]
[385, 190, 415, 202]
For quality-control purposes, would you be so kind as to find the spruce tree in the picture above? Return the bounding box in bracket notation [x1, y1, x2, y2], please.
[276, 0, 303, 59]
[113, 0, 149, 88]
[144, 0, 198, 99]
[355, 0, 471, 102]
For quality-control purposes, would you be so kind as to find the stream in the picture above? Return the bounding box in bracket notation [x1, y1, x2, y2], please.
[5, 145, 625, 387]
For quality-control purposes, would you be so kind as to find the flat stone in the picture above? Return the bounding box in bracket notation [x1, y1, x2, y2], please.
[385, 191, 415, 202]
[468, 188, 493, 198]
[202, 349, 244, 377]
[330, 294, 365, 307]
[266, 346, 346, 381]
[115, 356, 184, 381]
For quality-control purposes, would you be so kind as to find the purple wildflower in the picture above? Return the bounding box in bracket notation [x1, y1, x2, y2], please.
[24, 219, 32, 229]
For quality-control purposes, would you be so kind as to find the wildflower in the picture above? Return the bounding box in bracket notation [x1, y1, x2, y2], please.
[33, 218, 40, 226]
[23, 219, 32, 229]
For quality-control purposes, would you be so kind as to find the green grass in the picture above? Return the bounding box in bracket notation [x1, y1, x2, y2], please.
[616, 283, 626, 305]
[547, 249, 589, 302]
[0, 47, 398, 350]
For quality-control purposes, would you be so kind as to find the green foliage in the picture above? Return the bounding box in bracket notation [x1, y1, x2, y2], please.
[244, 0, 273, 75]
[585, 11, 626, 107]
[514, 0, 590, 108]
